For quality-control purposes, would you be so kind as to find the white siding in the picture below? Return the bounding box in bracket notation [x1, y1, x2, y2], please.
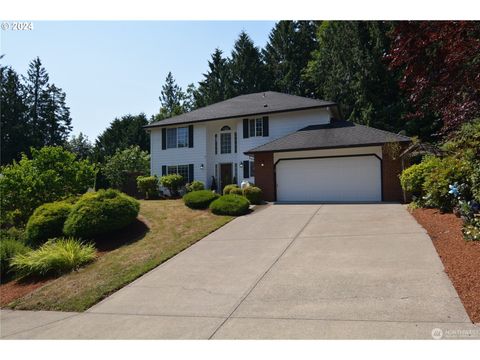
[150, 125, 207, 185]
[150, 107, 332, 191]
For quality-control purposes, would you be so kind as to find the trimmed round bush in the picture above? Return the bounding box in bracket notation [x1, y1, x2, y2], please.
[186, 180, 205, 193]
[63, 189, 140, 239]
[25, 201, 74, 247]
[223, 184, 239, 195]
[11, 238, 96, 277]
[209, 194, 250, 216]
[183, 190, 219, 210]
[243, 186, 263, 205]
[229, 187, 243, 196]
[0, 239, 30, 279]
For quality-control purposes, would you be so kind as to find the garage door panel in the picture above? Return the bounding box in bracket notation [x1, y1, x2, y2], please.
[276, 156, 381, 202]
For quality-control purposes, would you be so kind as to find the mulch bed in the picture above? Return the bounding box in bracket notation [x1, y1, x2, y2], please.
[411, 208, 480, 323]
[0, 277, 52, 307]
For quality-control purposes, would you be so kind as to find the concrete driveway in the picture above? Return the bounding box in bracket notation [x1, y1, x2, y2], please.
[1, 204, 477, 339]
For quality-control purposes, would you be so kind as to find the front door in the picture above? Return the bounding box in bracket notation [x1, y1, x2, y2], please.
[220, 163, 233, 192]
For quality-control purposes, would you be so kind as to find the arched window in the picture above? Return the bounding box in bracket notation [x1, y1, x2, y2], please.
[221, 125, 231, 131]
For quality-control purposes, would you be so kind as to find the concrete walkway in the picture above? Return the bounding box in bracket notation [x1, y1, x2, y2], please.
[1, 204, 478, 339]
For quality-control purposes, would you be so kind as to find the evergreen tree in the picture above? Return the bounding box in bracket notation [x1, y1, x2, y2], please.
[66, 132, 93, 160]
[304, 21, 405, 133]
[195, 48, 233, 107]
[94, 113, 150, 161]
[23, 57, 50, 148]
[263, 21, 318, 96]
[154, 72, 196, 121]
[40, 84, 72, 146]
[230, 31, 268, 96]
[0, 65, 29, 165]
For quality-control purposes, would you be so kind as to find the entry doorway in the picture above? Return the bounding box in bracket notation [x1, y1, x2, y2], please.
[219, 163, 233, 192]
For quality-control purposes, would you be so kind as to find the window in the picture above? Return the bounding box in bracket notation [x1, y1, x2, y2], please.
[220, 133, 231, 154]
[166, 128, 177, 148]
[166, 126, 189, 148]
[234, 132, 237, 153]
[221, 125, 231, 131]
[248, 118, 264, 137]
[177, 127, 188, 148]
[166, 164, 189, 184]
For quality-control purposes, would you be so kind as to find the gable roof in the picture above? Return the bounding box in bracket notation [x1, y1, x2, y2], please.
[245, 120, 411, 154]
[144, 91, 338, 128]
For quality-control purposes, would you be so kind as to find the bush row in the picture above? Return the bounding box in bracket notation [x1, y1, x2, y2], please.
[222, 184, 263, 205]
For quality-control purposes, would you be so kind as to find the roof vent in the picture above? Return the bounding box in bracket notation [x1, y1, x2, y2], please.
[263, 104, 268, 107]
[262, 93, 266, 98]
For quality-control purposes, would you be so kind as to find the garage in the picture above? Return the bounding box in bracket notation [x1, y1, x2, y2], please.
[246, 120, 411, 203]
[275, 155, 382, 202]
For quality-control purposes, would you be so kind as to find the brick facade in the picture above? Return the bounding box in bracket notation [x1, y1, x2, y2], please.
[381, 144, 408, 202]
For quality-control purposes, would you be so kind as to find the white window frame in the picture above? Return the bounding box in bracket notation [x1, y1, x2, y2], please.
[166, 164, 189, 184]
[220, 132, 232, 154]
[166, 126, 189, 149]
[248, 118, 264, 137]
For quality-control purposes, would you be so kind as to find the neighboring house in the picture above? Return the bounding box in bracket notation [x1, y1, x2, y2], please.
[145, 91, 410, 202]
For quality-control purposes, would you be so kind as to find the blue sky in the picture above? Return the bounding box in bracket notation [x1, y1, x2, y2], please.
[1, 21, 276, 140]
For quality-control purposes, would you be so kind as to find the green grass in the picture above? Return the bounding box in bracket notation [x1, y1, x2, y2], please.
[8, 200, 232, 311]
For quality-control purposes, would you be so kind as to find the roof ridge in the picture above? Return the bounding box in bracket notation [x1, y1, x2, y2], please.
[354, 123, 410, 140]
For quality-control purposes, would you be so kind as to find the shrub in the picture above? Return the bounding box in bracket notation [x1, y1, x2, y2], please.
[422, 156, 472, 211]
[136, 176, 159, 199]
[0, 146, 95, 227]
[463, 218, 480, 241]
[159, 174, 184, 197]
[223, 184, 239, 195]
[0, 239, 30, 280]
[25, 201, 74, 247]
[230, 187, 243, 195]
[103, 146, 150, 191]
[400, 156, 441, 199]
[243, 186, 263, 205]
[185, 180, 205, 193]
[209, 195, 250, 216]
[11, 238, 96, 277]
[63, 189, 140, 239]
[183, 190, 219, 209]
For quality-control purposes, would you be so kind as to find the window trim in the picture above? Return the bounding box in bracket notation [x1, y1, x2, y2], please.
[220, 132, 232, 154]
[166, 126, 189, 149]
[247, 118, 264, 138]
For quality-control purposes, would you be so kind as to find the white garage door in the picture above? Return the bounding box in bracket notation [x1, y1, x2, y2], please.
[276, 155, 382, 202]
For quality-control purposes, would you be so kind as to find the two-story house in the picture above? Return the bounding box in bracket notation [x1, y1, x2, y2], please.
[145, 91, 410, 202]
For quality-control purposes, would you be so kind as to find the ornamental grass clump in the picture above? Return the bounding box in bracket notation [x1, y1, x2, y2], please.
[11, 238, 96, 277]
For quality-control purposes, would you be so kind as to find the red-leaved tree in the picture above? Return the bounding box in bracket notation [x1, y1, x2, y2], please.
[388, 21, 480, 133]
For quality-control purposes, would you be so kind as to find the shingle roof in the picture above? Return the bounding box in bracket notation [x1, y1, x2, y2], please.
[145, 91, 337, 128]
[245, 120, 411, 154]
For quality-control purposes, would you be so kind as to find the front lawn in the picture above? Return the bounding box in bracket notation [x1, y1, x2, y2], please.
[7, 200, 232, 312]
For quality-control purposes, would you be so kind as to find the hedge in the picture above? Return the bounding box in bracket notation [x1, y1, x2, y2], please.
[209, 194, 250, 216]
[63, 189, 140, 239]
[25, 201, 74, 247]
[183, 190, 219, 210]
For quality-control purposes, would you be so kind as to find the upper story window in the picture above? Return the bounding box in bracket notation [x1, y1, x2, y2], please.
[219, 125, 232, 154]
[163, 126, 192, 149]
[220, 132, 232, 154]
[248, 118, 268, 137]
